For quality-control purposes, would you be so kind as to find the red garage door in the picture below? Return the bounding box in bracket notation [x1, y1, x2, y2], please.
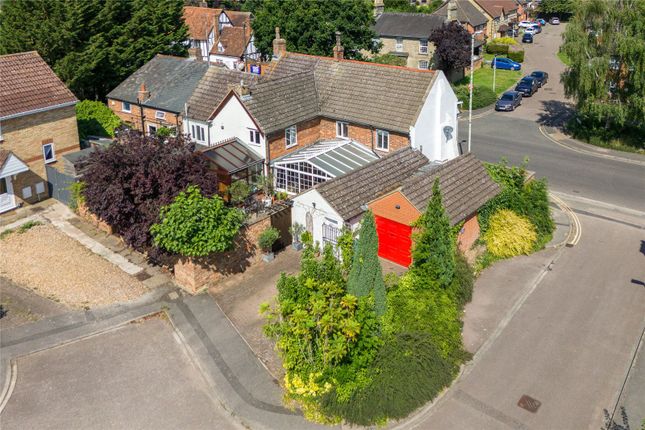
[375, 215, 412, 267]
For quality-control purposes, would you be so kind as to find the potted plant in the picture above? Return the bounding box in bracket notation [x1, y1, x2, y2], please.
[258, 226, 280, 262]
[289, 223, 305, 251]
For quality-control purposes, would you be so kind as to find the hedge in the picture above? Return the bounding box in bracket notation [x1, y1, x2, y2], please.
[453, 85, 498, 110]
[75, 100, 122, 139]
[507, 50, 525, 63]
[485, 43, 509, 55]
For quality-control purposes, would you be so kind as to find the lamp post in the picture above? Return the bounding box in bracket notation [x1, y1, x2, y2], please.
[467, 30, 484, 153]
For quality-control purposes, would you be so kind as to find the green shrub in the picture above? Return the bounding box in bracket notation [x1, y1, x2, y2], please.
[320, 331, 457, 426]
[68, 181, 85, 211]
[485, 43, 509, 55]
[370, 53, 407, 67]
[454, 85, 498, 110]
[484, 209, 537, 258]
[75, 100, 122, 139]
[229, 180, 250, 204]
[448, 251, 474, 309]
[258, 226, 280, 252]
[507, 50, 525, 63]
[495, 36, 517, 45]
[156, 126, 175, 138]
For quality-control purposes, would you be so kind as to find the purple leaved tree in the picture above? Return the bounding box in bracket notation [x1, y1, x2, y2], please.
[429, 22, 471, 73]
[82, 130, 219, 253]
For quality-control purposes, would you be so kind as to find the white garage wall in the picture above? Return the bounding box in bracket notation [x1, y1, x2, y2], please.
[292, 189, 345, 246]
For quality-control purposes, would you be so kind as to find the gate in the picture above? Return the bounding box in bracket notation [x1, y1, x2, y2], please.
[46, 165, 76, 206]
[270, 203, 292, 250]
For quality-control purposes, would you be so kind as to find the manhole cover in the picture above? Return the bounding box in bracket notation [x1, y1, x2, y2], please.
[518, 394, 541, 413]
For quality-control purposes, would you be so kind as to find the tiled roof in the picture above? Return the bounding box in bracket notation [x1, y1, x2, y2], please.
[106, 55, 209, 113]
[0, 51, 77, 120]
[243, 71, 320, 134]
[472, 0, 520, 18]
[186, 66, 260, 121]
[184, 6, 222, 40]
[433, 1, 489, 27]
[374, 12, 446, 39]
[211, 26, 248, 58]
[401, 153, 500, 225]
[316, 147, 429, 221]
[265, 52, 437, 134]
[226, 11, 252, 30]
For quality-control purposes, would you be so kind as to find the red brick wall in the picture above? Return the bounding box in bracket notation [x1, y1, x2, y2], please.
[267, 117, 321, 160]
[107, 99, 182, 134]
[457, 213, 480, 253]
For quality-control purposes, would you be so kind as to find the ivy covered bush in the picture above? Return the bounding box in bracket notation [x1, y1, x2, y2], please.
[75, 100, 122, 139]
[263, 185, 474, 425]
[484, 209, 537, 258]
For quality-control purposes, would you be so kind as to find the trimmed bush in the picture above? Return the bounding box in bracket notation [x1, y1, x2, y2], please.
[448, 251, 474, 309]
[75, 100, 122, 139]
[495, 36, 518, 45]
[258, 226, 280, 252]
[484, 209, 537, 258]
[453, 85, 498, 110]
[321, 331, 457, 426]
[507, 49, 525, 63]
[485, 43, 509, 55]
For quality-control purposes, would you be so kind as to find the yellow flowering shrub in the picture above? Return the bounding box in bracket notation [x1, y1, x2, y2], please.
[484, 209, 537, 258]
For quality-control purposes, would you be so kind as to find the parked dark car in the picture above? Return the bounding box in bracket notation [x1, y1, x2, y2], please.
[530, 71, 549, 87]
[491, 57, 522, 71]
[522, 33, 534, 43]
[550, 17, 561, 25]
[515, 76, 539, 96]
[495, 91, 522, 111]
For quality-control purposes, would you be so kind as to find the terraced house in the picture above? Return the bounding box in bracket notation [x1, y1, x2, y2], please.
[0, 52, 80, 214]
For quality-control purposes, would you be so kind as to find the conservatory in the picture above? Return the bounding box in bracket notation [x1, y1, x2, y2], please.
[272, 139, 379, 195]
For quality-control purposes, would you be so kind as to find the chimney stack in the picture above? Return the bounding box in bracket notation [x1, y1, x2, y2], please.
[138, 83, 150, 102]
[188, 47, 202, 61]
[238, 80, 251, 98]
[199, 1, 208, 8]
[374, 0, 384, 17]
[333, 31, 344, 61]
[447, 0, 458, 22]
[272, 27, 287, 60]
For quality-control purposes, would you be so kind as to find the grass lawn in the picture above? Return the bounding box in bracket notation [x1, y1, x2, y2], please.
[458, 66, 522, 96]
[557, 50, 571, 66]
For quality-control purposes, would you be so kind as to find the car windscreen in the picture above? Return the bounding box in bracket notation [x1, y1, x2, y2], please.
[500, 94, 514, 101]
[532, 72, 543, 77]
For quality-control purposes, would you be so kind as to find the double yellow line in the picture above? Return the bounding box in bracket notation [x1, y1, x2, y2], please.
[551, 193, 582, 247]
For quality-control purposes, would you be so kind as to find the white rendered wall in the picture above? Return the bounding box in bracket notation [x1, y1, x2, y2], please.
[210, 96, 266, 159]
[292, 189, 345, 247]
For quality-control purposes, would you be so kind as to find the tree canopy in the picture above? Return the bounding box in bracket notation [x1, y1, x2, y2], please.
[151, 186, 245, 258]
[82, 131, 219, 253]
[0, 0, 188, 100]
[243, 0, 378, 59]
[429, 22, 471, 72]
[75, 100, 122, 139]
[560, 0, 645, 139]
[538, 0, 575, 16]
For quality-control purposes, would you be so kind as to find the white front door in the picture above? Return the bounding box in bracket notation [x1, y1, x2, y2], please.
[0, 176, 17, 213]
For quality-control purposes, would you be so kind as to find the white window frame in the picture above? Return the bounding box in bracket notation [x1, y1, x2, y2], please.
[336, 121, 348, 138]
[418, 60, 429, 70]
[285, 125, 297, 148]
[155, 111, 165, 120]
[122, 101, 131, 113]
[42, 143, 56, 164]
[191, 124, 205, 142]
[376, 130, 389, 151]
[395, 37, 404, 52]
[147, 124, 157, 135]
[419, 39, 428, 54]
[248, 128, 261, 145]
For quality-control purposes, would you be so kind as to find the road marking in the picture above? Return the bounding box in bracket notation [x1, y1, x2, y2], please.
[551, 192, 645, 219]
[0, 360, 17, 414]
[538, 126, 645, 167]
[550, 193, 582, 246]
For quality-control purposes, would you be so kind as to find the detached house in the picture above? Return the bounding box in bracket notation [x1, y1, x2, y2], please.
[203, 30, 461, 195]
[107, 55, 209, 136]
[374, 12, 446, 70]
[433, 0, 489, 35]
[292, 149, 500, 267]
[470, 0, 526, 38]
[184, 6, 259, 69]
[0, 52, 80, 214]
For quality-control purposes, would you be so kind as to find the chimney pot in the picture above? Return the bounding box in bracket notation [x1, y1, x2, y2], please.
[333, 31, 344, 61]
[272, 26, 287, 60]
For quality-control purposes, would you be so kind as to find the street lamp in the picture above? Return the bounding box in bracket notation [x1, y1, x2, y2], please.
[467, 30, 484, 154]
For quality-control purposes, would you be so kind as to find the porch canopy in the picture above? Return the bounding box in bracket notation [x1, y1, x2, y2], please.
[272, 139, 379, 194]
[0, 150, 29, 178]
[199, 138, 264, 186]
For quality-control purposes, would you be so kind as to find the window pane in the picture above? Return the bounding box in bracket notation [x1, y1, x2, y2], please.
[0, 178, 6, 194]
[43, 144, 53, 160]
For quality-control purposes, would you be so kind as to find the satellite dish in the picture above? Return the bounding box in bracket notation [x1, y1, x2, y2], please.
[443, 126, 454, 141]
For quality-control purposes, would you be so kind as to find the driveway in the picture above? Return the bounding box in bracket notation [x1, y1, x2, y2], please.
[0, 317, 239, 430]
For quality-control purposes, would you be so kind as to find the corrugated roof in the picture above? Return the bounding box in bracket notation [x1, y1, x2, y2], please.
[316, 147, 429, 221]
[400, 152, 500, 224]
[433, 1, 489, 27]
[0, 51, 77, 119]
[375, 12, 446, 39]
[106, 55, 209, 113]
[262, 52, 437, 134]
[273, 139, 379, 177]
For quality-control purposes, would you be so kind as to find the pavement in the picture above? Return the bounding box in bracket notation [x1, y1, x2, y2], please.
[0, 277, 68, 330]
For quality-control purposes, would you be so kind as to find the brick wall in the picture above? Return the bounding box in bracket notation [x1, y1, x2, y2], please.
[107, 99, 182, 134]
[11, 171, 48, 206]
[457, 213, 480, 253]
[1, 105, 80, 179]
[267, 117, 321, 160]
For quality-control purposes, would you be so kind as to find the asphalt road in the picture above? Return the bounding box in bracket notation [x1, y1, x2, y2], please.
[460, 23, 645, 213]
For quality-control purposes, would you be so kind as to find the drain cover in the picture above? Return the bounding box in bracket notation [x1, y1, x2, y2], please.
[518, 395, 541, 413]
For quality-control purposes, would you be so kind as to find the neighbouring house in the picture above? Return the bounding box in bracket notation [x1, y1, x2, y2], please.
[205, 30, 461, 194]
[184, 6, 259, 69]
[433, 0, 489, 35]
[292, 148, 500, 267]
[470, 0, 527, 38]
[0, 51, 80, 214]
[373, 12, 447, 70]
[106, 55, 209, 136]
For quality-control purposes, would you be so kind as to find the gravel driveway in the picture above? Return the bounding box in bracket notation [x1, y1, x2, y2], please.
[0, 224, 146, 308]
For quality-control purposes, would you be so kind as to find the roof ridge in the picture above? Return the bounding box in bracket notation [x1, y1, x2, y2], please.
[285, 52, 436, 74]
[0, 50, 40, 59]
